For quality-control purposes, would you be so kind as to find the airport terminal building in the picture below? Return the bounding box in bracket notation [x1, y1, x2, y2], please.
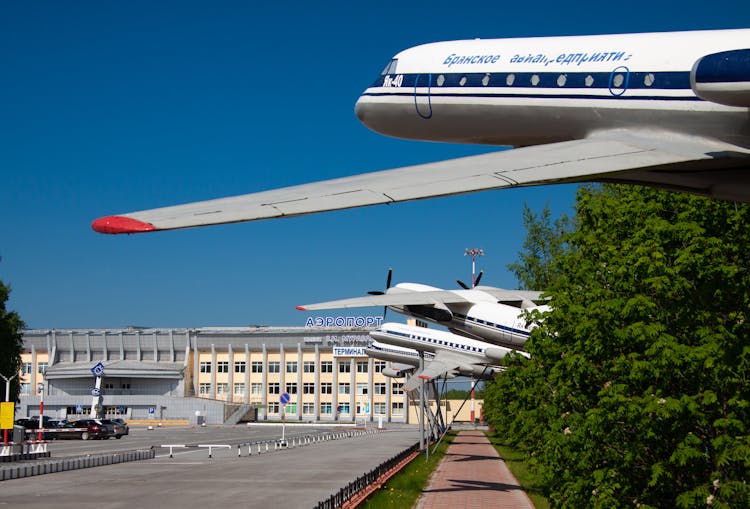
[16, 322, 422, 425]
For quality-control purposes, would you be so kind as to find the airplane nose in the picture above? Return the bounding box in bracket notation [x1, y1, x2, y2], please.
[354, 95, 367, 123]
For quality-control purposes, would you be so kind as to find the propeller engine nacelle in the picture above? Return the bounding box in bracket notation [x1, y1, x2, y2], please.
[404, 302, 454, 323]
[381, 362, 413, 378]
[692, 49, 750, 107]
[456, 364, 503, 379]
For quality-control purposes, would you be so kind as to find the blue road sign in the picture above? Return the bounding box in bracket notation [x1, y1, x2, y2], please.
[91, 388, 100, 397]
[75, 404, 83, 413]
[148, 407, 155, 414]
[279, 392, 291, 405]
[91, 362, 104, 377]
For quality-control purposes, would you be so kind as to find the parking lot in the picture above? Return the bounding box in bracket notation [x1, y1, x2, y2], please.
[1, 423, 420, 508]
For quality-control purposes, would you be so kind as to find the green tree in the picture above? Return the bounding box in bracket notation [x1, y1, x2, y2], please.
[486, 185, 750, 508]
[507, 202, 571, 290]
[0, 280, 24, 402]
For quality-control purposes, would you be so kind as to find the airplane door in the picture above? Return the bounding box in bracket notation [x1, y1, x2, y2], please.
[414, 74, 433, 119]
[608, 66, 630, 96]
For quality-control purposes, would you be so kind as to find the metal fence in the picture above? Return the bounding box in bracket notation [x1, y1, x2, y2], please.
[313, 441, 420, 509]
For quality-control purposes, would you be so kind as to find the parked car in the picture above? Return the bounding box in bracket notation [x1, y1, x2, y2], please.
[15, 416, 55, 438]
[101, 418, 129, 438]
[54, 419, 112, 440]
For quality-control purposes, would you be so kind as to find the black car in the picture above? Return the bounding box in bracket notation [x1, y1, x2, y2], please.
[15, 416, 55, 438]
[101, 418, 129, 438]
[54, 419, 112, 440]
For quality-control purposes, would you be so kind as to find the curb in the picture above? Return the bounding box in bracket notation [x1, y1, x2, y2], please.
[0, 449, 155, 481]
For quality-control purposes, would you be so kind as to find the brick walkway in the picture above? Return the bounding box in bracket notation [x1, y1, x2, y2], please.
[414, 430, 536, 509]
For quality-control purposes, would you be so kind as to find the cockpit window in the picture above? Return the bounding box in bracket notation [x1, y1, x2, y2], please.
[380, 58, 398, 75]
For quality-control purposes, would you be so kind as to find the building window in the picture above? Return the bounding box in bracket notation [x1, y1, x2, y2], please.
[286, 361, 298, 373]
[303, 361, 315, 373]
[216, 383, 228, 395]
[268, 383, 280, 395]
[285, 383, 297, 394]
[338, 403, 350, 415]
[200, 361, 211, 373]
[37, 362, 48, 374]
[234, 361, 246, 373]
[20, 383, 30, 395]
[216, 361, 229, 373]
[251, 361, 263, 373]
[392, 402, 404, 415]
[320, 382, 332, 394]
[374, 402, 386, 414]
[356, 402, 369, 414]
[267, 402, 279, 414]
[199, 383, 210, 396]
[338, 361, 351, 373]
[303, 383, 316, 394]
[356, 383, 368, 396]
[22, 362, 32, 375]
[234, 383, 245, 396]
[338, 383, 350, 395]
[393, 383, 404, 395]
[303, 403, 315, 414]
[320, 361, 333, 373]
[374, 383, 386, 395]
[356, 361, 368, 373]
[251, 383, 263, 395]
[268, 362, 280, 373]
[374, 361, 386, 373]
[320, 403, 332, 414]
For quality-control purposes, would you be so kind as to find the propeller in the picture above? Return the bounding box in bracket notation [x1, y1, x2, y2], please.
[368, 267, 393, 319]
[456, 269, 483, 289]
[368, 267, 392, 295]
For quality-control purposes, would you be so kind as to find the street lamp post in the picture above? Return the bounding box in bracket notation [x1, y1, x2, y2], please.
[1, 373, 18, 443]
[464, 248, 484, 425]
[37, 382, 44, 441]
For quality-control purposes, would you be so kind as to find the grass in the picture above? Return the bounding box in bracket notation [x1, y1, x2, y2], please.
[361, 432, 455, 509]
[487, 435, 550, 509]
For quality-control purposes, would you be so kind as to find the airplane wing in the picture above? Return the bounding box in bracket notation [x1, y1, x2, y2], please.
[297, 290, 472, 311]
[92, 131, 750, 234]
[472, 287, 547, 307]
[403, 350, 484, 392]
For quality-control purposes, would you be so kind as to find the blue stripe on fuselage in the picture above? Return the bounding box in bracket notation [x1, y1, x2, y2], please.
[370, 71, 691, 91]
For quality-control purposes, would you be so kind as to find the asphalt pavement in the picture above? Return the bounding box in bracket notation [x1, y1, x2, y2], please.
[1, 424, 420, 509]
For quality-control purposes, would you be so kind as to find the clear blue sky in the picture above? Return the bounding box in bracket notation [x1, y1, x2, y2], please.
[2, 1, 748, 329]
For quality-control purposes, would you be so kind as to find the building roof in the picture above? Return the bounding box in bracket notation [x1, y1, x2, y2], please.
[43, 360, 184, 380]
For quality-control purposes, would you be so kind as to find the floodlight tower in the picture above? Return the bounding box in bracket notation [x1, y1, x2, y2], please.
[464, 248, 484, 426]
[464, 248, 484, 287]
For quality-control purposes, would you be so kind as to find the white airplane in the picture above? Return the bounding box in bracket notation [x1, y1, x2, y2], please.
[367, 339, 500, 383]
[370, 322, 525, 391]
[365, 340, 430, 378]
[298, 280, 548, 349]
[92, 28, 750, 235]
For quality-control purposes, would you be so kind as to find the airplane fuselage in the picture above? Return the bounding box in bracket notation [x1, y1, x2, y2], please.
[370, 322, 518, 363]
[356, 29, 750, 148]
[385, 283, 544, 349]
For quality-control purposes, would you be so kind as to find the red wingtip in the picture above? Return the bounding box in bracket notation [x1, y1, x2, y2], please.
[92, 216, 157, 234]
[418, 375, 431, 380]
[295, 306, 308, 311]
